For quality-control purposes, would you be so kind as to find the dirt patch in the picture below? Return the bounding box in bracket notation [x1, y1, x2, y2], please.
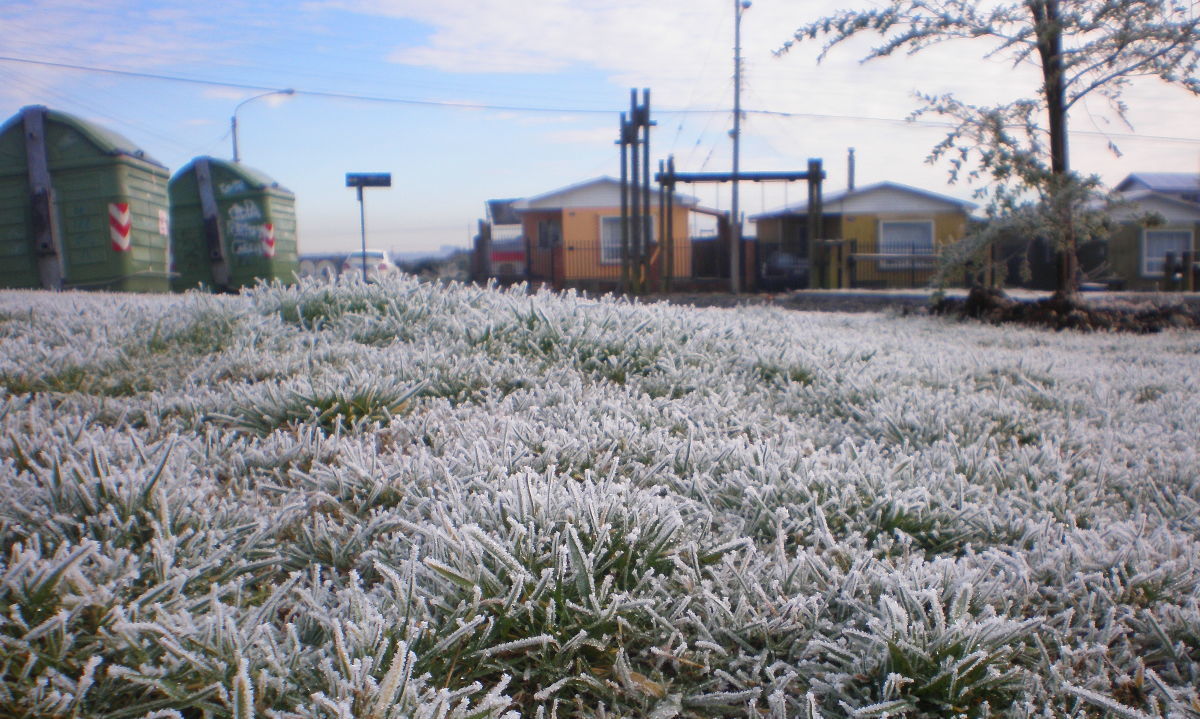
[638, 288, 1200, 332]
[932, 286, 1200, 333]
[646, 291, 932, 314]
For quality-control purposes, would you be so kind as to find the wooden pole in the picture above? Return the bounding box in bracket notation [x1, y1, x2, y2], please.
[641, 89, 653, 292]
[806, 159, 821, 288]
[629, 90, 642, 294]
[619, 112, 630, 294]
[658, 160, 666, 293]
[664, 157, 675, 292]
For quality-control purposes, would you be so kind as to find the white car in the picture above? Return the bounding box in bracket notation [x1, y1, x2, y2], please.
[341, 250, 400, 281]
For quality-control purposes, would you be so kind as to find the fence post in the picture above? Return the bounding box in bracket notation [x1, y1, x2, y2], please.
[835, 242, 842, 288]
[848, 240, 857, 289]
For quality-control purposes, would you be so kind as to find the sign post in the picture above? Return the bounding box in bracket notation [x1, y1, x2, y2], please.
[345, 172, 392, 282]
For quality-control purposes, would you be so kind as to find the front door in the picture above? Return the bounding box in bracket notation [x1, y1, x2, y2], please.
[537, 217, 563, 289]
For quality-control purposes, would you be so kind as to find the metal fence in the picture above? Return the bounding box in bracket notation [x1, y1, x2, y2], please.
[847, 244, 938, 289]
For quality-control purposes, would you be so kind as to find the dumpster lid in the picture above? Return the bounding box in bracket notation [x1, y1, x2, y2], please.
[176, 156, 292, 194]
[0, 105, 167, 168]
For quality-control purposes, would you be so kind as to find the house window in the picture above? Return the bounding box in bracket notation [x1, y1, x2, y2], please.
[879, 220, 934, 269]
[1142, 228, 1193, 277]
[600, 216, 654, 265]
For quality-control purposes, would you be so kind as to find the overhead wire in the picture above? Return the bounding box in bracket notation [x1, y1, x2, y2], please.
[668, 3, 730, 155]
[0, 55, 627, 115]
[3, 54, 1199, 147]
[0, 67, 202, 157]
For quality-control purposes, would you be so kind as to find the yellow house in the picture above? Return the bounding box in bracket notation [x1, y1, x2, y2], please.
[511, 177, 699, 291]
[751, 181, 975, 290]
[1106, 174, 1200, 291]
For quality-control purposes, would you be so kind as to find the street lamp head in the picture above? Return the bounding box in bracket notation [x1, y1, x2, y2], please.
[231, 88, 295, 163]
[235, 88, 295, 112]
[741, 1, 751, 9]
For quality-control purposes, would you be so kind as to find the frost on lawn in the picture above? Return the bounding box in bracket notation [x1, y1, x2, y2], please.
[0, 277, 1198, 718]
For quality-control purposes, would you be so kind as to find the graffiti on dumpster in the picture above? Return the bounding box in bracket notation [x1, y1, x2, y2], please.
[228, 200, 261, 222]
[226, 200, 269, 257]
[219, 179, 248, 196]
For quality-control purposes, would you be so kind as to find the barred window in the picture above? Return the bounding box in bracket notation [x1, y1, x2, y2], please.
[600, 216, 654, 265]
[1142, 229, 1192, 277]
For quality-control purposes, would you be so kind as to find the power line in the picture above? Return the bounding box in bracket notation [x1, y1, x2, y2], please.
[0, 54, 620, 114]
[3, 53, 1199, 146]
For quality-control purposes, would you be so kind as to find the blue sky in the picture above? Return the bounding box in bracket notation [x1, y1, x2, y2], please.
[3, 0, 1199, 256]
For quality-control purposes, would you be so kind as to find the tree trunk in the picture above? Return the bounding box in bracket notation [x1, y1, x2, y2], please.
[1032, 0, 1079, 301]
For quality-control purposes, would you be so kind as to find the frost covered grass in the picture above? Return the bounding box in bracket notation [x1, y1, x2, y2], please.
[1, 277, 1198, 718]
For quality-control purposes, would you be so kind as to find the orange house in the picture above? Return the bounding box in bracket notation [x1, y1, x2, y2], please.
[512, 177, 700, 291]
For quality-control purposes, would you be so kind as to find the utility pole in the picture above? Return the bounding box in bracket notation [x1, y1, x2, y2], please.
[731, 0, 751, 293]
[639, 89, 653, 289]
[618, 112, 631, 294]
[629, 90, 641, 293]
[662, 158, 672, 292]
[617, 89, 653, 295]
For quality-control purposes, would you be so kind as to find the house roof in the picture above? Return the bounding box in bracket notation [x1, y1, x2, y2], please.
[750, 181, 976, 220]
[486, 199, 522, 225]
[1115, 173, 1200, 194]
[1111, 189, 1200, 222]
[511, 176, 700, 211]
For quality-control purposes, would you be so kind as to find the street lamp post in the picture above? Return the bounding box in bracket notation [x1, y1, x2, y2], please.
[231, 88, 295, 163]
[731, 0, 750, 294]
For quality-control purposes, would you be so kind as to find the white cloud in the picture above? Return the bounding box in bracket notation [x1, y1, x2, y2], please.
[2, 0, 1196, 213]
[203, 87, 256, 101]
[368, 0, 739, 83]
[494, 112, 588, 126]
[325, 0, 1197, 189]
[544, 126, 617, 145]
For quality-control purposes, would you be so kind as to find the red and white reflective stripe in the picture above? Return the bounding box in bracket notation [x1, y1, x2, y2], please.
[109, 203, 132, 252]
[262, 223, 276, 258]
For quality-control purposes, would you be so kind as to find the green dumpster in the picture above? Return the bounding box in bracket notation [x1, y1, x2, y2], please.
[169, 157, 298, 291]
[0, 105, 171, 292]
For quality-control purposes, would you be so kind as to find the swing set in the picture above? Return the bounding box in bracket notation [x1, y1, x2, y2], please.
[617, 88, 826, 293]
[652, 156, 825, 293]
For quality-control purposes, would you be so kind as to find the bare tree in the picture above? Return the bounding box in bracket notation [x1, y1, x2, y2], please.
[780, 0, 1200, 299]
